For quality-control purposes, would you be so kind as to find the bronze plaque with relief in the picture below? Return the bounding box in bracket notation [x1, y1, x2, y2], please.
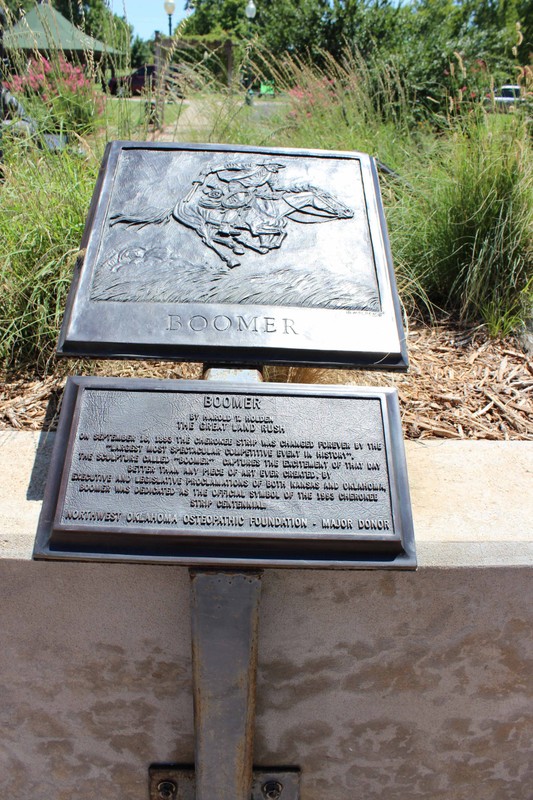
[34, 377, 415, 568]
[57, 142, 407, 370]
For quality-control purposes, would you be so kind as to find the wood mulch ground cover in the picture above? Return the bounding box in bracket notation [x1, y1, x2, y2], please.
[1, 321, 532, 440]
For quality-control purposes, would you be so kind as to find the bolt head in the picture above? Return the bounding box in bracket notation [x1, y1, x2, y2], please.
[262, 780, 283, 800]
[157, 780, 177, 799]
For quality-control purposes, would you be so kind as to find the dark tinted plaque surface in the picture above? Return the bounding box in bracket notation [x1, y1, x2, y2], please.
[58, 142, 407, 370]
[35, 378, 415, 568]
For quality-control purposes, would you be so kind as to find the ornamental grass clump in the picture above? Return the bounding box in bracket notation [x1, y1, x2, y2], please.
[0, 136, 100, 372]
[245, 45, 416, 166]
[393, 118, 532, 333]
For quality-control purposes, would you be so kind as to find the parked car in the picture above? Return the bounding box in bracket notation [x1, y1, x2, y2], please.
[108, 64, 186, 98]
[108, 65, 157, 96]
[488, 85, 524, 110]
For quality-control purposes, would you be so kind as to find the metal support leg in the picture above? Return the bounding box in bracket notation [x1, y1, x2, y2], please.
[191, 570, 262, 800]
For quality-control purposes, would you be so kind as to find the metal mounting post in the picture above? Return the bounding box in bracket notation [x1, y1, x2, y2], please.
[190, 570, 262, 800]
[186, 367, 264, 800]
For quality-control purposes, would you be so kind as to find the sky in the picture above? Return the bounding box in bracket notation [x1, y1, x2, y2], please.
[109, 0, 189, 41]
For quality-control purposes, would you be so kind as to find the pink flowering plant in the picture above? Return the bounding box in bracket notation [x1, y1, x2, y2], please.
[287, 75, 337, 121]
[4, 55, 103, 134]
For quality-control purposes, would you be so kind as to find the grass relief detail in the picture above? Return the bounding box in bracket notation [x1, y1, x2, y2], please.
[90, 150, 381, 312]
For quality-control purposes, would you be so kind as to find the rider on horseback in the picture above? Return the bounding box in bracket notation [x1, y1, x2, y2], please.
[197, 160, 289, 240]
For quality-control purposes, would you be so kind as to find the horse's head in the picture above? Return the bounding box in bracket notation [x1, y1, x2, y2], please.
[283, 185, 354, 222]
[315, 187, 353, 219]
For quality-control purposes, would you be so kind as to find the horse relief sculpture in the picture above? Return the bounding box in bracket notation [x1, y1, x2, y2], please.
[60, 142, 406, 366]
[109, 160, 354, 268]
[90, 150, 381, 312]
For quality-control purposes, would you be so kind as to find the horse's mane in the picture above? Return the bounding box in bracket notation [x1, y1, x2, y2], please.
[281, 183, 322, 194]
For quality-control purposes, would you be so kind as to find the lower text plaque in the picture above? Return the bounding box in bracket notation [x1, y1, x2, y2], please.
[34, 377, 415, 568]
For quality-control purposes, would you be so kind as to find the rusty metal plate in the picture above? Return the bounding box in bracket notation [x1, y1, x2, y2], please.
[34, 377, 416, 568]
[57, 142, 407, 370]
[148, 766, 300, 800]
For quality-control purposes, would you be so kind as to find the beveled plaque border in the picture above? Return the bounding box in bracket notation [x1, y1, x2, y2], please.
[57, 142, 408, 370]
[34, 377, 416, 569]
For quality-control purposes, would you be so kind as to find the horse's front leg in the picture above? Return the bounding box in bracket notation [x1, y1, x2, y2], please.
[200, 230, 241, 268]
[231, 231, 270, 254]
[212, 233, 246, 257]
[259, 230, 286, 251]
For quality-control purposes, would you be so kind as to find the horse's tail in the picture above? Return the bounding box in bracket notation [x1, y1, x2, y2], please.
[109, 207, 173, 229]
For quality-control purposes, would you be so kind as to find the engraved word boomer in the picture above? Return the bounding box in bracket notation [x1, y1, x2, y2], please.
[167, 313, 297, 335]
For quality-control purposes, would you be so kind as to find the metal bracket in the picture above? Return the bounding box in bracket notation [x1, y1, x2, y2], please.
[190, 570, 262, 800]
[149, 766, 300, 800]
[202, 367, 264, 383]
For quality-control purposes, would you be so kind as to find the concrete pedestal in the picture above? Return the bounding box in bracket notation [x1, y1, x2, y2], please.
[0, 432, 531, 799]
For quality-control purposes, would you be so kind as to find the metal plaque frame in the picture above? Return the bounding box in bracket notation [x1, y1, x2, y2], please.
[34, 377, 415, 568]
[57, 142, 408, 370]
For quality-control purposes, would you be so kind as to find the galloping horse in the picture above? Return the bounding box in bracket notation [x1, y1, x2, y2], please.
[110, 165, 354, 268]
[173, 182, 354, 267]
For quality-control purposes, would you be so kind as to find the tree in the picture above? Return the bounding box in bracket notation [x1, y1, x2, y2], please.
[130, 34, 153, 69]
[184, 0, 330, 57]
[54, 0, 106, 35]
[52, 0, 131, 50]
[462, 0, 532, 62]
[184, 0, 250, 38]
[255, 0, 329, 57]
[515, 0, 533, 62]
[1, 0, 33, 21]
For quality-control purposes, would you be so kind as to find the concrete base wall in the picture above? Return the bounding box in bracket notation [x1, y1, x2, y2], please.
[1, 432, 532, 799]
